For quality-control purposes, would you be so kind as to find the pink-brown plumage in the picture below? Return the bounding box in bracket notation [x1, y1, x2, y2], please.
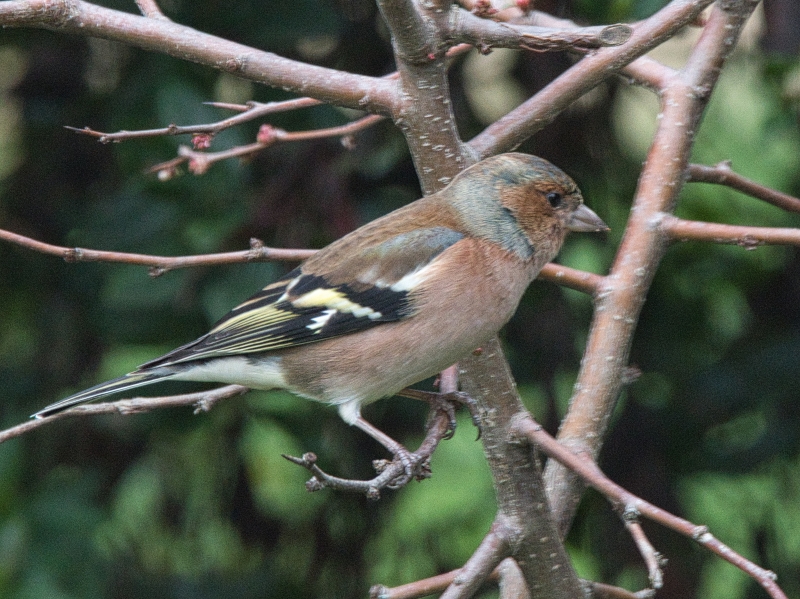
[33, 153, 607, 467]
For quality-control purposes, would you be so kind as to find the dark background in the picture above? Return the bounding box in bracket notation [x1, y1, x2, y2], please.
[1, 1, 799, 597]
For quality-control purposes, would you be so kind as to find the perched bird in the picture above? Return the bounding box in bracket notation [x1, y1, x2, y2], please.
[33, 153, 607, 472]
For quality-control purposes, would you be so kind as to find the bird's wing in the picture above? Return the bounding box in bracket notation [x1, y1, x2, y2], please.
[141, 226, 464, 368]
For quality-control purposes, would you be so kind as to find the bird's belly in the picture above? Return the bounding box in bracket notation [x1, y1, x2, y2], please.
[171, 355, 286, 389]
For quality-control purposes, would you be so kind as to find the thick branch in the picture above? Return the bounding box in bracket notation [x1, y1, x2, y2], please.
[439, 520, 511, 599]
[0, 0, 397, 114]
[469, 0, 715, 157]
[377, 0, 476, 192]
[449, 9, 631, 51]
[377, 0, 436, 64]
[544, 0, 761, 535]
[457, 338, 583, 599]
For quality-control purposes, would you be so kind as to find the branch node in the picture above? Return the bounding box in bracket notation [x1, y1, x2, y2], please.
[691, 525, 710, 541]
[369, 584, 389, 599]
[738, 235, 761, 250]
[622, 365, 642, 385]
[247, 238, 265, 260]
[224, 56, 246, 72]
[600, 23, 633, 46]
[306, 477, 325, 492]
[622, 504, 641, 522]
[63, 247, 81, 263]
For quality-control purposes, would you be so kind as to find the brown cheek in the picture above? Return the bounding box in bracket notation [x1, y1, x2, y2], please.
[515, 202, 555, 238]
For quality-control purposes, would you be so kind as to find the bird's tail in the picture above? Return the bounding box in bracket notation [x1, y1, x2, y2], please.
[31, 370, 173, 419]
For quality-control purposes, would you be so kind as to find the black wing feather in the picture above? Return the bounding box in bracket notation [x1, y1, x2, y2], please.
[142, 228, 463, 368]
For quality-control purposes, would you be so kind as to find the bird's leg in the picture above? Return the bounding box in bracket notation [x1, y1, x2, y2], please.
[353, 416, 429, 486]
[284, 404, 459, 496]
[397, 388, 482, 439]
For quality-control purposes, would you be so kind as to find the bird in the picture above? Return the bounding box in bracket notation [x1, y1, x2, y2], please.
[32, 152, 607, 477]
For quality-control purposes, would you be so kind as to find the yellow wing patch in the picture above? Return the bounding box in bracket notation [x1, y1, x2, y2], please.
[292, 287, 383, 320]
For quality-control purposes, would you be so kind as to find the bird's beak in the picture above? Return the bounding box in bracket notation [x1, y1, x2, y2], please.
[566, 204, 609, 232]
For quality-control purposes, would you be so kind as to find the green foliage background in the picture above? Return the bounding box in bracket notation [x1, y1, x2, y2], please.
[1, 1, 799, 598]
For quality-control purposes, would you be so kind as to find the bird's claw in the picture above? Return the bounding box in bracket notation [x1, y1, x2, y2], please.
[399, 388, 483, 439]
[439, 391, 482, 439]
[374, 448, 431, 488]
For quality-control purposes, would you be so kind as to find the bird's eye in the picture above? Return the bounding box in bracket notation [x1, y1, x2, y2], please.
[546, 192, 563, 208]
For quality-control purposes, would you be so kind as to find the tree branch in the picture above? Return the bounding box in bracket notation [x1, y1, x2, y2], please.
[538, 263, 604, 296]
[469, 0, 715, 157]
[661, 215, 800, 247]
[153, 114, 385, 176]
[0, 385, 248, 445]
[0, 0, 398, 114]
[514, 416, 789, 599]
[439, 519, 512, 599]
[496, 558, 529, 599]
[457, 338, 584, 599]
[0, 229, 314, 275]
[376, 0, 475, 192]
[687, 162, 800, 213]
[134, 0, 168, 20]
[544, 0, 761, 536]
[448, 9, 632, 52]
[622, 515, 664, 590]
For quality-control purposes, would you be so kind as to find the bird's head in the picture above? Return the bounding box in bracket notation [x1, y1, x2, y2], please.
[445, 153, 608, 261]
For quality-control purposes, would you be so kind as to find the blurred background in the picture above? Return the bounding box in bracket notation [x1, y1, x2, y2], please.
[1, 0, 799, 597]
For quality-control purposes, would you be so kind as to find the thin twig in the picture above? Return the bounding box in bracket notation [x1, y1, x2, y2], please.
[538, 263, 604, 296]
[513, 416, 788, 599]
[0, 229, 315, 275]
[150, 114, 386, 175]
[0, 385, 248, 445]
[67, 97, 322, 143]
[660, 215, 800, 248]
[687, 162, 800, 214]
[134, 0, 168, 20]
[281, 451, 417, 499]
[621, 509, 664, 589]
[587, 582, 655, 599]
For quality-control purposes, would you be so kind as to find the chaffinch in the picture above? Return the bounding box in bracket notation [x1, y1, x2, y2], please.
[33, 153, 607, 468]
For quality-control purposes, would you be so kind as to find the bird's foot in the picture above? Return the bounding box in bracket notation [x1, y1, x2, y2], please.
[282, 446, 429, 500]
[373, 445, 432, 488]
[398, 389, 482, 439]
